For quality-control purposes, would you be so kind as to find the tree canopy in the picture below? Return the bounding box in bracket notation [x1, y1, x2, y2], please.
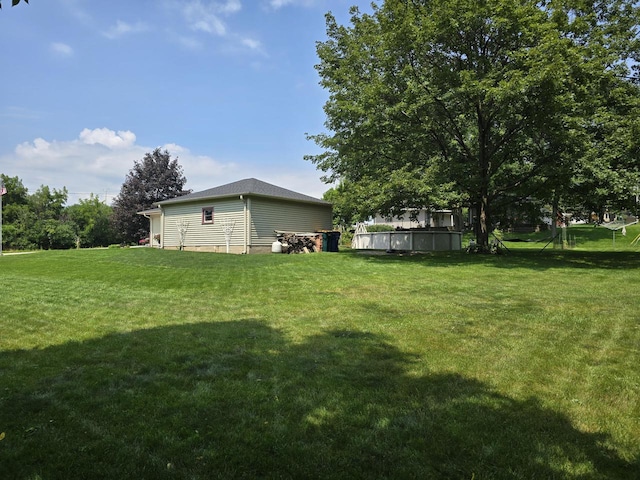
[111, 148, 190, 244]
[307, 0, 640, 247]
[0, 174, 117, 250]
[66, 194, 116, 248]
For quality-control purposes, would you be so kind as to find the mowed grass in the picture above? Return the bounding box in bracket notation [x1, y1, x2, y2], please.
[500, 222, 640, 251]
[0, 229, 639, 479]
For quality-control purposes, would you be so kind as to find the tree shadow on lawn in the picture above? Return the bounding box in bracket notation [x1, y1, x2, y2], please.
[348, 249, 640, 271]
[1, 320, 635, 479]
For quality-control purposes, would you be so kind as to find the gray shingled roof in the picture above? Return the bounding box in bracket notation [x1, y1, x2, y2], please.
[155, 178, 330, 206]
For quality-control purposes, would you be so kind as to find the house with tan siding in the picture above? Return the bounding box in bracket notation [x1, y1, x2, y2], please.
[139, 178, 333, 254]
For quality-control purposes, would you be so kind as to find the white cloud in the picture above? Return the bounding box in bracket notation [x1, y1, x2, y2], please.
[103, 20, 150, 39]
[161, 0, 271, 55]
[176, 35, 204, 50]
[267, 0, 316, 9]
[269, 0, 293, 8]
[218, 0, 242, 14]
[241, 37, 262, 50]
[161, 143, 241, 191]
[9, 129, 145, 202]
[191, 18, 227, 36]
[181, 0, 243, 36]
[50, 42, 74, 57]
[79, 128, 137, 149]
[2, 128, 243, 204]
[1, 127, 329, 205]
[60, 0, 93, 25]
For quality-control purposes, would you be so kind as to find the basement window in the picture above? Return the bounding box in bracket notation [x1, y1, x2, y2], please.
[202, 207, 214, 224]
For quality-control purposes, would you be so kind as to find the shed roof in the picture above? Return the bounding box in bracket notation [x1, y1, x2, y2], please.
[155, 178, 330, 206]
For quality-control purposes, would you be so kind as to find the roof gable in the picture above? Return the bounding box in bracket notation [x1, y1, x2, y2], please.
[156, 178, 329, 206]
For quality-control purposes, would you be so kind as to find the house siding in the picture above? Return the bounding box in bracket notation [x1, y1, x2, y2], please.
[162, 199, 245, 250]
[154, 189, 332, 254]
[250, 198, 333, 246]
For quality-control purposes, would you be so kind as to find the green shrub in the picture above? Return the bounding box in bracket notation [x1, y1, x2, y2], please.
[366, 224, 395, 232]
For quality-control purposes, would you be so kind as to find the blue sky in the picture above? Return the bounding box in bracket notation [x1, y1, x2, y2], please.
[0, 0, 371, 204]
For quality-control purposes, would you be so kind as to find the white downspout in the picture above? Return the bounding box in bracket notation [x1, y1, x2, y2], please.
[241, 195, 248, 254]
[160, 207, 165, 249]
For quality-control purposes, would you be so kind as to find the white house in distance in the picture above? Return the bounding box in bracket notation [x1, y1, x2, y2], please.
[139, 178, 333, 254]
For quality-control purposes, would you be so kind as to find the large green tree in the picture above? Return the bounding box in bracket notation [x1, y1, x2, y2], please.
[568, 80, 640, 220]
[307, 0, 640, 248]
[323, 181, 372, 227]
[28, 185, 77, 249]
[111, 148, 190, 244]
[0, 174, 119, 250]
[66, 194, 117, 248]
[0, 175, 29, 250]
[1, 180, 76, 250]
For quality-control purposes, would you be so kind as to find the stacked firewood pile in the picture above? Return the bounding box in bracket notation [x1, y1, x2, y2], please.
[279, 233, 321, 254]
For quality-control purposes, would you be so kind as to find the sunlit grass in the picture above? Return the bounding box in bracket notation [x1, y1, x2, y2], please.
[0, 246, 638, 479]
[498, 223, 640, 251]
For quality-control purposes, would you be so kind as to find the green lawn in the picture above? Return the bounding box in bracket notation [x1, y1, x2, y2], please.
[1, 228, 639, 479]
[499, 222, 640, 252]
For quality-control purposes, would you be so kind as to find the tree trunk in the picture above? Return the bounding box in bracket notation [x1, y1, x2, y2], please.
[478, 195, 490, 249]
[476, 103, 491, 250]
[551, 195, 559, 247]
[453, 207, 463, 232]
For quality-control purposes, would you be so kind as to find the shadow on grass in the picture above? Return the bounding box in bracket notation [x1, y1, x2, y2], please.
[346, 248, 640, 270]
[1, 320, 635, 479]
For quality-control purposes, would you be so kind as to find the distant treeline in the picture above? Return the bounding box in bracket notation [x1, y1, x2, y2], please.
[1, 175, 117, 250]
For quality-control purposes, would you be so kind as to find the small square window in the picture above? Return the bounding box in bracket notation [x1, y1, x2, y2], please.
[202, 207, 214, 224]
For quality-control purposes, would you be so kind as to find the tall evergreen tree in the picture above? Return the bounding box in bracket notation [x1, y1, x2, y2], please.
[112, 148, 190, 243]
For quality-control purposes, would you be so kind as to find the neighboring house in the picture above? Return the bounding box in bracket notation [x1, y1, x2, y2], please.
[372, 209, 459, 230]
[138, 178, 333, 254]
